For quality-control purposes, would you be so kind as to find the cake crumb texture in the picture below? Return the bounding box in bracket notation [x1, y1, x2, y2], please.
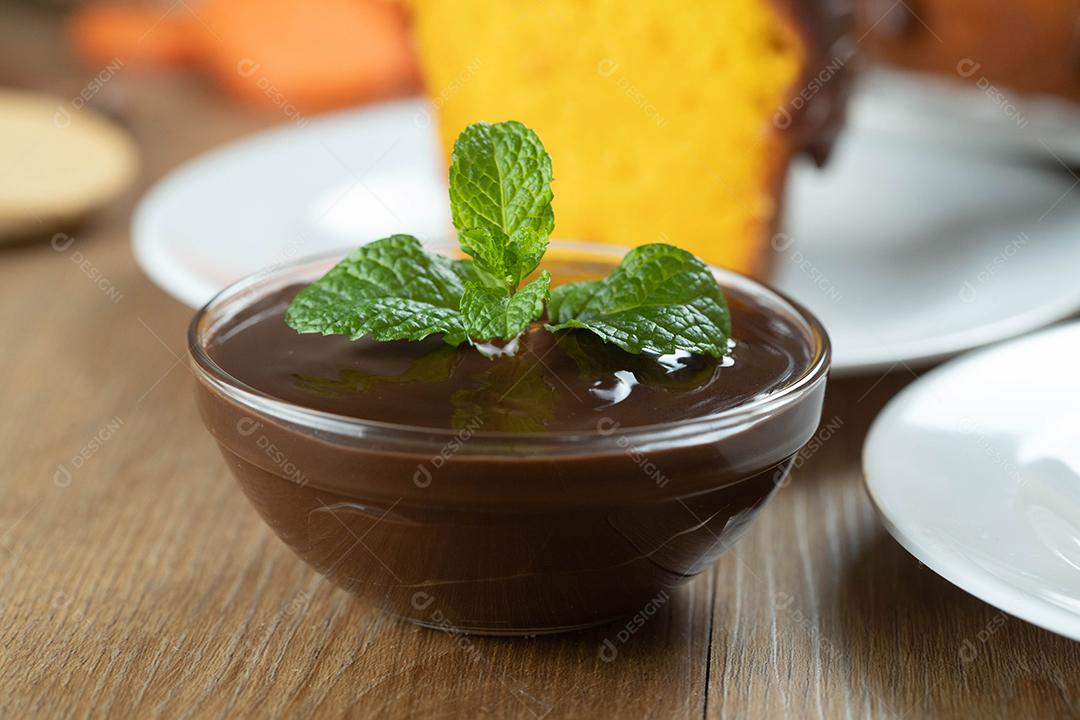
[409, 0, 811, 275]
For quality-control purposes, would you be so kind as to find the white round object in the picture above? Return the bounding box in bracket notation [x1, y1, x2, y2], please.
[865, 322, 1080, 641]
[855, 66, 1080, 163]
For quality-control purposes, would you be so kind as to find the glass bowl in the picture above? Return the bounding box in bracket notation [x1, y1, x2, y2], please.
[188, 240, 830, 635]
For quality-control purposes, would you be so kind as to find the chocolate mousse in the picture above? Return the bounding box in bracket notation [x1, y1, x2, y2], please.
[191, 253, 829, 634]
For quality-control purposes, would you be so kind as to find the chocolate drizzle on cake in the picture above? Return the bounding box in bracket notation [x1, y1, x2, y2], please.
[1072, 15, 1080, 72]
[864, 0, 916, 38]
[770, 0, 855, 167]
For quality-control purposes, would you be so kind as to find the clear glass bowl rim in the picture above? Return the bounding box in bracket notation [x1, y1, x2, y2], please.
[188, 240, 831, 456]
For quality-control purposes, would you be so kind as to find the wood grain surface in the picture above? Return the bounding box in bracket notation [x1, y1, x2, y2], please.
[2, 6, 1079, 719]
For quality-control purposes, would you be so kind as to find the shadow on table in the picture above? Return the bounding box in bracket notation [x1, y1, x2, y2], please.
[0, 217, 106, 254]
[394, 576, 710, 718]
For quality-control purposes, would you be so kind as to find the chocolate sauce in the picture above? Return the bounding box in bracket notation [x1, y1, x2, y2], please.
[206, 285, 811, 433]
[193, 262, 827, 633]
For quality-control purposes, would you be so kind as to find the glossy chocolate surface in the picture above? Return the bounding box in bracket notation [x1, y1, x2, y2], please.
[205, 284, 812, 434]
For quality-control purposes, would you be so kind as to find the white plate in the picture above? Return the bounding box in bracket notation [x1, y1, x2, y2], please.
[132, 98, 1080, 375]
[864, 322, 1080, 641]
[855, 66, 1080, 163]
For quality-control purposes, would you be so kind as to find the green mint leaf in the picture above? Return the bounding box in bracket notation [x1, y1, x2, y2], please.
[461, 271, 551, 342]
[285, 234, 467, 344]
[450, 257, 503, 290]
[449, 121, 554, 290]
[450, 258, 481, 285]
[352, 299, 467, 345]
[546, 244, 732, 357]
[546, 279, 603, 324]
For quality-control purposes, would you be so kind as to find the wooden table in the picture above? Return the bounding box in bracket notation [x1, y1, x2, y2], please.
[2, 7, 1079, 719]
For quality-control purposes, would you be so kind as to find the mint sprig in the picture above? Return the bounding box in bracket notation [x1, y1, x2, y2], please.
[285, 121, 732, 358]
[450, 120, 553, 292]
[546, 244, 731, 358]
[462, 271, 551, 342]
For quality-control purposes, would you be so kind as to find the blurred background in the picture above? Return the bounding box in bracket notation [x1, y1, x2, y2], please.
[3, 0, 1079, 375]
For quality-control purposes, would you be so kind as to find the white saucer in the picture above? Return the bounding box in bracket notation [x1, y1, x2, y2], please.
[132, 97, 1080, 375]
[865, 322, 1080, 641]
[855, 66, 1080, 163]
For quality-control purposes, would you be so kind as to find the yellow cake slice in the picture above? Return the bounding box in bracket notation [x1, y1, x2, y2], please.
[408, 0, 849, 276]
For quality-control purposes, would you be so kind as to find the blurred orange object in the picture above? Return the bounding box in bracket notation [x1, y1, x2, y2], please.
[68, 3, 199, 68]
[68, 0, 420, 112]
[200, 0, 419, 111]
